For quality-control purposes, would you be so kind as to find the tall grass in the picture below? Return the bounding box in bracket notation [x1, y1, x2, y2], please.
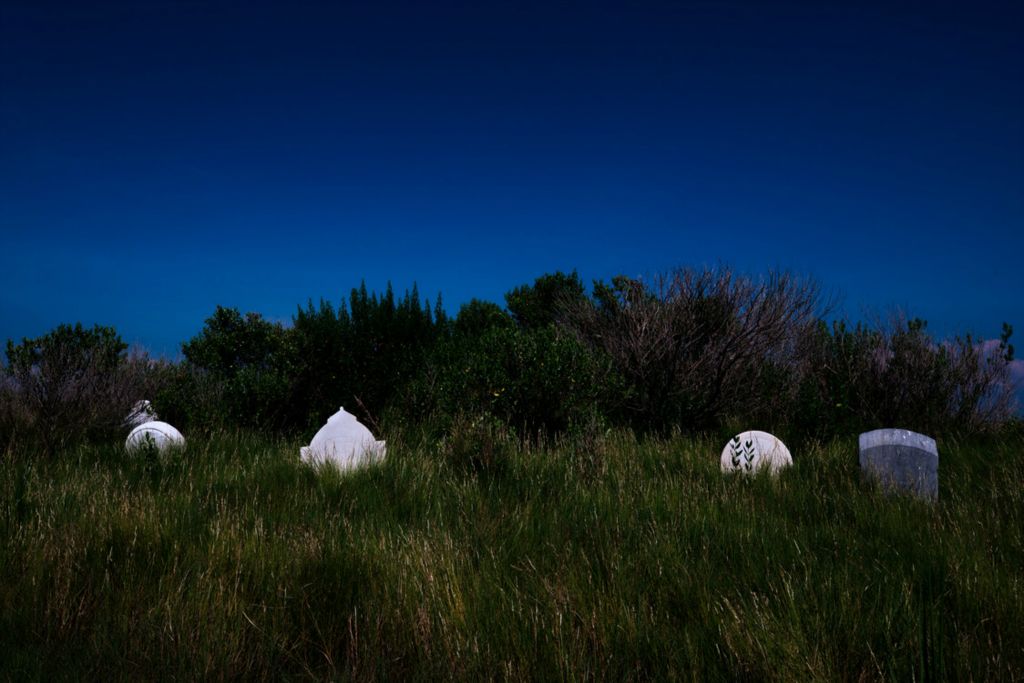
[1, 427, 1022, 680]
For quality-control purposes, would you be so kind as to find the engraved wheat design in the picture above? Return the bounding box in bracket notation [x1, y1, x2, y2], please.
[730, 436, 757, 471]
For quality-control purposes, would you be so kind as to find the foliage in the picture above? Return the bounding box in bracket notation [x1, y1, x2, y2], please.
[181, 306, 287, 375]
[404, 323, 619, 436]
[177, 285, 446, 432]
[1000, 322, 1015, 362]
[0, 431, 1022, 679]
[148, 362, 230, 433]
[2, 269, 1018, 447]
[289, 283, 444, 428]
[6, 323, 126, 374]
[453, 298, 513, 337]
[1, 324, 151, 454]
[181, 306, 294, 430]
[794, 317, 1019, 436]
[505, 270, 587, 330]
[564, 268, 824, 432]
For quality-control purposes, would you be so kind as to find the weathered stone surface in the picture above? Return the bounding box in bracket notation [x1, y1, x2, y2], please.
[301, 407, 386, 472]
[720, 430, 792, 474]
[124, 400, 158, 428]
[858, 428, 938, 501]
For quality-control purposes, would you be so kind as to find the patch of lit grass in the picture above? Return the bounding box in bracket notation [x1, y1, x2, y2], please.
[0, 428, 1021, 679]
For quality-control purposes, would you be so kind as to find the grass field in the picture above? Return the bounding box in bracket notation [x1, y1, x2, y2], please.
[1, 427, 1022, 680]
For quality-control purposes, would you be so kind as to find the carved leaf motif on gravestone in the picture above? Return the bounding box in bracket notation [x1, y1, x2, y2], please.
[730, 435, 757, 471]
[721, 431, 792, 475]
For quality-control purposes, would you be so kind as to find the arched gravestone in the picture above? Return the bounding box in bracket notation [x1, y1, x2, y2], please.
[720, 430, 793, 474]
[123, 400, 186, 453]
[858, 429, 938, 501]
[126, 421, 186, 453]
[301, 407, 386, 472]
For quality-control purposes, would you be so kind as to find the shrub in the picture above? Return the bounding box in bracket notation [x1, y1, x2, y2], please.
[453, 299, 514, 337]
[289, 283, 444, 429]
[182, 306, 294, 431]
[181, 285, 447, 433]
[405, 324, 619, 436]
[2, 323, 155, 455]
[563, 267, 824, 433]
[505, 271, 587, 330]
[794, 317, 1019, 435]
[148, 362, 229, 433]
[439, 412, 518, 475]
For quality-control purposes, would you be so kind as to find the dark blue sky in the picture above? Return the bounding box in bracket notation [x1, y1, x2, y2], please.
[2, 0, 1021, 356]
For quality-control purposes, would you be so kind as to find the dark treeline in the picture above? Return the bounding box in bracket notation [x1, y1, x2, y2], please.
[1, 267, 1019, 454]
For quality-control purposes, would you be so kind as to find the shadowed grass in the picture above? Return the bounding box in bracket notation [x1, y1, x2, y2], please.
[1, 428, 1021, 680]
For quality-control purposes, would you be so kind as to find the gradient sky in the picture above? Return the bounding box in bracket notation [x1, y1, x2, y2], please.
[1, 0, 1021, 356]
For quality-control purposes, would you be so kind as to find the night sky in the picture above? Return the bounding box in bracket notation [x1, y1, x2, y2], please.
[1, 0, 1021, 356]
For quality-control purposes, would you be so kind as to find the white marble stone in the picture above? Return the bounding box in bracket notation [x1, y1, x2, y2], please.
[720, 430, 792, 474]
[126, 421, 185, 453]
[300, 407, 386, 472]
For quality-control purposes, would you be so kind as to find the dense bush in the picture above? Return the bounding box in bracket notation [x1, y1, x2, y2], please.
[505, 270, 587, 330]
[451, 298, 513, 337]
[404, 323, 618, 436]
[181, 306, 295, 431]
[1, 323, 157, 454]
[170, 284, 445, 433]
[794, 317, 1019, 436]
[289, 283, 444, 429]
[3, 269, 1018, 450]
[564, 268, 824, 433]
[147, 362, 228, 433]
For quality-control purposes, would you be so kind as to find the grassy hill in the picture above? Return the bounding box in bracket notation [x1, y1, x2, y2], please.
[1, 428, 1022, 680]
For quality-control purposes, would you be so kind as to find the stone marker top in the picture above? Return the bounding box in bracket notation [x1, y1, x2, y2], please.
[300, 406, 386, 470]
[858, 429, 937, 457]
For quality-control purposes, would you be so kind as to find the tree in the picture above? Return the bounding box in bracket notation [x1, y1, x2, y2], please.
[288, 282, 445, 428]
[505, 271, 587, 330]
[564, 268, 825, 431]
[182, 306, 289, 375]
[182, 306, 294, 429]
[454, 299, 514, 337]
[4, 323, 141, 454]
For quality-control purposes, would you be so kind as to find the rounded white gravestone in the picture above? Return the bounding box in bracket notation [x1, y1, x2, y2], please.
[126, 421, 185, 453]
[720, 430, 792, 474]
[300, 407, 386, 472]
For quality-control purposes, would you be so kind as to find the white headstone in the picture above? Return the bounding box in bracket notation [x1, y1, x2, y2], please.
[300, 407, 386, 472]
[720, 430, 792, 474]
[126, 421, 185, 453]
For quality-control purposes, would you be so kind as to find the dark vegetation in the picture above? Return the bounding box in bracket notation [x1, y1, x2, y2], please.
[1, 266, 1021, 679]
[2, 266, 1018, 453]
[0, 430, 1022, 679]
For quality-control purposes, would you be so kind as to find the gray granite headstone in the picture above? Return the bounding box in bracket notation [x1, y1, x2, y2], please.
[858, 429, 938, 501]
